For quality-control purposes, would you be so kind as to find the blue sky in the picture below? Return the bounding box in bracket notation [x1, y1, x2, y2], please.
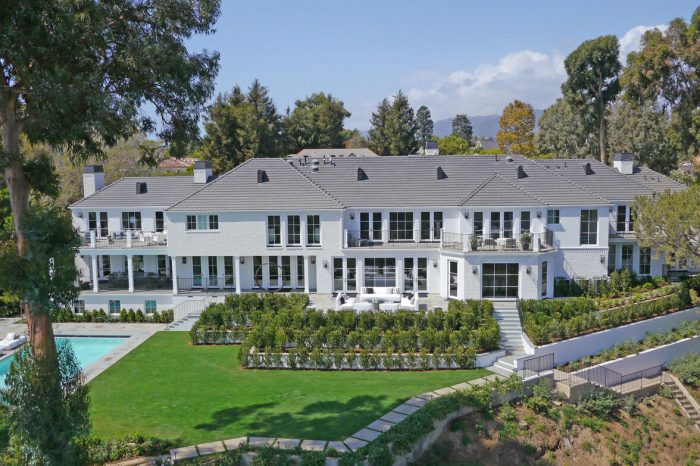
[187, 0, 697, 130]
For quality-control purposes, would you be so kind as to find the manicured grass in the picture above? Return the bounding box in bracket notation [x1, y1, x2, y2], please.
[89, 332, 489, 445]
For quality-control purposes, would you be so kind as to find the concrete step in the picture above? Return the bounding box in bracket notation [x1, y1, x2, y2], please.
[486, 364, 513, 377]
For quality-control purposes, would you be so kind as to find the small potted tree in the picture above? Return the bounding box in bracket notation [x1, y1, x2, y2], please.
[469, 234, 479, 251]
[520, 232, 532, 251]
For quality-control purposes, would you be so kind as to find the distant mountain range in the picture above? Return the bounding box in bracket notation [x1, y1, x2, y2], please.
[433, 110, 544, 138]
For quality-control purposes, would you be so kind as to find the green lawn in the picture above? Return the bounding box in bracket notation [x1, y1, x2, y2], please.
[89, 332, 489, 445]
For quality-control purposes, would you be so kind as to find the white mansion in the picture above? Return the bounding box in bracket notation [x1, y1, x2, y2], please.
[70, 153, 685, 314]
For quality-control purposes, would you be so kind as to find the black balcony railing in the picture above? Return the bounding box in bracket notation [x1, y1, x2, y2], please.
[178, 276, 236, 292]
[79, 230, 168, 248]
[344, 229, 441, 248]
[92, 274, 172, 291]
[441, 229, 554, 253]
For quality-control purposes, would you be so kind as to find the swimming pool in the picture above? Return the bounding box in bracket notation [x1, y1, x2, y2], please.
[0, 336, 128, 387]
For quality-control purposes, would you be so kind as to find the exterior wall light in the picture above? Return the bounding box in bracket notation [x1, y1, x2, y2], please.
[240, 257, 245, 265]
[323, 260, 328, 268]
[182, 257, 187, 264]
[464, 211, 469, 219]
[536, 211, 542, 219]
[310, 256, 316, 264]
[432, 260, 438, 268]
[526, 265, 531, 274]
[472, 265, 478, 274]
[349, 213, 355, 220]
[609, 205, 614, 212]
[600, 255, 606, 264]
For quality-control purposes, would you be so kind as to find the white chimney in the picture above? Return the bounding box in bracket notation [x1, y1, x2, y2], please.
[613, 153, 634, 175]
[83, 165, 105, 197]
[193, 160, 212, 184]
[424, 141, 439, 156]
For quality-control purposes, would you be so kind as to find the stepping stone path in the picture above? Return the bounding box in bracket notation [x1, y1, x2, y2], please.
[165, 372, 508, 462]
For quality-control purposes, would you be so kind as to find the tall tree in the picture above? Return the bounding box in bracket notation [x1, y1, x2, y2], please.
[368, 91, 419, 156]
[632, 185, 700, 268]
[608, 100, 676, 174]
[437, 135, 471, 155]
[562, 35, 622, 164]
[622, 7, 700, 161]
[285, 92, 350, 153]
[242, 79, 283, 159]
[496, 100, 536, 156]
[0, 0, 219, 455]
[416, 105, 434, 148]
[451, 114, 473, 146]
[536, 98, 598, 158]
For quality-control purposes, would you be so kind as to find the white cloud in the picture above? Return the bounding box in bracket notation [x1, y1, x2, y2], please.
[381, 24, 669, 125]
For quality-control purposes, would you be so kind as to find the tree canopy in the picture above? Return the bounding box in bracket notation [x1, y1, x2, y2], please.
[536, 97, 597, 159]
[562, 34, 621, 164]
[496, 100, 536, 156]
[437, 135, 471, 155]
[632, 185, 700, 267]
[285, 93, 350, 153]
[416, 105, 434, 148]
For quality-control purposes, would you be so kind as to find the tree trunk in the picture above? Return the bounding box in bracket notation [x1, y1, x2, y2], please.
[1, 97, 58, 362]
[598, 79, 607, 165]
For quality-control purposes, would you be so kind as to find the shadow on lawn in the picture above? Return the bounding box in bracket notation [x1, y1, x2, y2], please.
[197, 394, 393, 440]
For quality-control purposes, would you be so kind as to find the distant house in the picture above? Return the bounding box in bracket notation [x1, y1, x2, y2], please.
[424, 141, 439, 156]
[159, 157, 197, 173]
[679, 156, 700, 175]
[290, 148, 379, 159]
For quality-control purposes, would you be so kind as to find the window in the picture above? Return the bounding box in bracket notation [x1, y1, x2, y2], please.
[420, 212, 431, 241]
[482, 263, 519, 298]
[360, 212, 382, 241]
[403, 258, 414, 291]
[208, 256, 218, 287]
[547, 209, 560, 225]
[616, 206, 627, 232]
[89, 212, 108, 236]
[621, 245, 633, 271]
[186, 214, 218, 230]
[629, 210, 635, 232]
[296, 256, 304, 287]
[347, 258, 357, 291]
[333, 258, 344, 291]
[608, 245, 616, 273]
[541, 261, 548, 297]
[521, 211, 531, 233]
[433, 212, 443, 240]
[580, 209, 598, 245]
[144, 300, 156, 314]
[88, 212, 97, 231]
[417, 258, 428, 291]
[503, 212, 514, 239]
[389, 212, 413, 241]
[449, 261, 458, 298]
[490, 212, 501, 239]
[267, 216, 281, 245]
[121, 211, 142, 230]
[224, 256, 234, 287]
[639, 247, 651, 275]
[73, 300, 85, 314]
[192, 256, 202, 287]
[155, 211, 165, 232]
[157, 255, 167, 276]
[269, 256, 279, 285]
[108, 300, 121, 314]
[364, 258, 396, 287]
[281, 256, 291, 287]
[101, 255, 111, 277]
[307, 215, 321, 245]
[473, 212, 484, 237]
[253, 256, 263, 287]
[287, 215, 301, 245]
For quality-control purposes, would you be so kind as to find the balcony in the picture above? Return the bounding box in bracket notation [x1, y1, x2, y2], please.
[83, 274, 173, 293]
[441, 229, 554, 253]
[343, 229, 441, 249]
[80, 230, 168, 249]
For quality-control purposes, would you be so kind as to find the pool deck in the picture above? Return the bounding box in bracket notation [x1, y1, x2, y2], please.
[0, 319, 165, 382]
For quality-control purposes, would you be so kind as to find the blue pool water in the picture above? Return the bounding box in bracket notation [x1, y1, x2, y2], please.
[0, 336, 128, 387]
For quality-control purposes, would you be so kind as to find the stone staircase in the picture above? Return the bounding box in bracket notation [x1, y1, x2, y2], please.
[490, 301, 526, 374]
[663, 373, 700, 431]
[166, 295, 226, 331]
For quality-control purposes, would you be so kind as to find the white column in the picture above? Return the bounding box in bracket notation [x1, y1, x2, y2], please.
[300, 216, 307, 247]
[171, 256, 178, 295]
[280, 216, 287, 248]
[303, 256, 310, 293]
[235, 256, 242, 294]
[127, 255, 134, 292]
[357, 258, 365, 291]
[90, 230, 96, 247]
[91, 255, 99, 292]
[126, 230, 132, 248]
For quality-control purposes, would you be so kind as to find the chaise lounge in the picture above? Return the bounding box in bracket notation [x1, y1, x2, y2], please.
[0, 333, 27, 351]
[359, 286, 401, 302]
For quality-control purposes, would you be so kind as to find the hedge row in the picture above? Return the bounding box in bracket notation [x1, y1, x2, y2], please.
[241, 345, 480, 370]
[192, 300, 499, 353]
[195, 293, 309, 331]
[522, 275, 700, 345]
[52, 308, 174, 324]
[554, 270, 667, 298]
[593, 283, 679, 310]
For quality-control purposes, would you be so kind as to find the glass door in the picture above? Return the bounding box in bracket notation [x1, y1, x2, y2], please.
[482, 263, 519, 298]
[192, 256, 202, 288]
[448, 261, 458, 298]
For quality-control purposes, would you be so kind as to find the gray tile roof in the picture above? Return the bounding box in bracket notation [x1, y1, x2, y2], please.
[70, 176, 205, 209]
[167, 158, 344, 211]
[626, 166, 686, 193]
